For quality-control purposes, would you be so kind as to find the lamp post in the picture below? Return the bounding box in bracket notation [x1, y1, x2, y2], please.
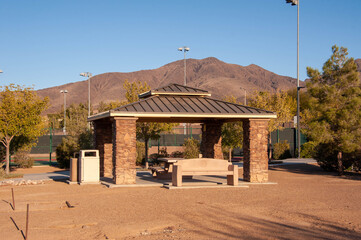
[240, 87, 247, 105]
[286, 0, 301, 158]
[178, 46, 190, 86]
[80, 72, 93, 118]
[60, 90, 68, 135]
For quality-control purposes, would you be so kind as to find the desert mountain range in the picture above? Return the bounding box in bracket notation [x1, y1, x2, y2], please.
[37, 57, 361, 114]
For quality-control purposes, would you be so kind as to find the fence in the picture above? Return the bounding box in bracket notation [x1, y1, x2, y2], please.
[28, 126, 307, 161]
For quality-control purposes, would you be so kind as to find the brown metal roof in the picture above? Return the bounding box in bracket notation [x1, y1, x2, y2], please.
[138, 83, 211, 99]
[88, 84, 277, 122]
[113, 95, 273, 115]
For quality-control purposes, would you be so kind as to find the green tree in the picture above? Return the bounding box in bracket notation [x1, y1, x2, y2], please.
[123, 80, 176, 168]
[221, 96, 243, 161]
[63, 103, 90, 136]
[305, 45, 361, 175]
[0, 84, 48, 174]
[248, 90, 296, 158]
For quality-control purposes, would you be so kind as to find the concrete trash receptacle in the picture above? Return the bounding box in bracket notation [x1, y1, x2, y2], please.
[70, 158, 78, 182]
[78, 150, 100, 184]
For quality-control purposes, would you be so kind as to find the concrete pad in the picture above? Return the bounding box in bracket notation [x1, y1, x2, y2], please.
[164, 183, 250, 190]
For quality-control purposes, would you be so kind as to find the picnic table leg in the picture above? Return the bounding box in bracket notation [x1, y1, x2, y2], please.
[172, 165, 182, 187]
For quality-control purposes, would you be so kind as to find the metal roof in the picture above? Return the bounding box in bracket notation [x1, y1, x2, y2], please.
[138, 83, 211, 98]
[89, 84, 276, 122]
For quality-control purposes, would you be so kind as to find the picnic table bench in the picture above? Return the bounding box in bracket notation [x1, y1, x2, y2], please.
[172, 158, 238, 187]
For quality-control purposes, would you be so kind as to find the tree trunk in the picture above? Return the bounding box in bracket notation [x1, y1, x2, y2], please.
[228, 147, 232, 162]
[337, 151, 343, 176]
[144, 137, 149, 169]
[268, 132, 272, 161]
[5, 142, 10, 175]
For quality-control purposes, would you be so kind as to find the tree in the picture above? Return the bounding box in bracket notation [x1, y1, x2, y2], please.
[64, 103, 90, 136]
[0, 84, 48, 174]
[304, 45, 361, 175]
[221, 96, 243, 161]
[248, 90, 296, 158]
[98, 101, 126, 112]
[123, 80, 176, 168]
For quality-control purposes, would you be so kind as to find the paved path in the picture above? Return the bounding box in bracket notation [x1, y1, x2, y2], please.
[2, 158, 317, 184]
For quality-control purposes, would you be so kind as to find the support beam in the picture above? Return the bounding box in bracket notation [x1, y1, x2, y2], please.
[200, 121, 223, 159]
[112, 117, 138, 184]
[243, 119, 269, 182]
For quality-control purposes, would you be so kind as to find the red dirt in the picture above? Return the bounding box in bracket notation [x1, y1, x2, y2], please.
[1, 164, 360, 239]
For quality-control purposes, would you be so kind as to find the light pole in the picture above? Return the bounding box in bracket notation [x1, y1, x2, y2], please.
[80, 72, 93, 118]
[60, 90, 68, 135]
[240, 87, 247, 105]
[178, 46, 190, 86]
[286, 0, 301, 158]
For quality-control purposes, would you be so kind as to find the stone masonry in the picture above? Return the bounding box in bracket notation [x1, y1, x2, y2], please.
[93, 119, 113, 178]
[112, 117, 138, 184]
[200, 121, 224, 159]
[243, 119, 269, 183]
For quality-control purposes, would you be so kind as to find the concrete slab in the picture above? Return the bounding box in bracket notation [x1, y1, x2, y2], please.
[163, 184, 250, 190]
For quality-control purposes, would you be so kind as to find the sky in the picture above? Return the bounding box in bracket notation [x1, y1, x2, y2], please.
[0, 0, 360, 90]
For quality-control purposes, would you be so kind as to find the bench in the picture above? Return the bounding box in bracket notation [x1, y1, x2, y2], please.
[172, 158, 238, 187]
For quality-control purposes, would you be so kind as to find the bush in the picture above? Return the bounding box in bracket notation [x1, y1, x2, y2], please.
[171, 151, 183, 158]
[183, 138, 200, 159]
[272, 140, 292, 160]
[314, 143, 356, 172]
[0, 162, 5, 179]
[300, 141, 317, 158]
[136, 141, 145, 166]
[56, 136, 79, 169]
[13, 150, 34, 168]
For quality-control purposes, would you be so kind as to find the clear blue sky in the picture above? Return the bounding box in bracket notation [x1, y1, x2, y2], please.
[0, 0, 360, 90]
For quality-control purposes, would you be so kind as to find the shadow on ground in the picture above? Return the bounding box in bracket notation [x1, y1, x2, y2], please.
[269, 163, 361, 181]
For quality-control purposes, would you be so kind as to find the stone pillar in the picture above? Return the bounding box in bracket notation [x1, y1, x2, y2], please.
[93, 119, 113, 178]
[200, 121, 223, 159]
[112, 117, 138, 185]
[243, 119, 269, 183]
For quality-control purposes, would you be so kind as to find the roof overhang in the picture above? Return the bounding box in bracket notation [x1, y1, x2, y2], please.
[88, 110, 277, 122]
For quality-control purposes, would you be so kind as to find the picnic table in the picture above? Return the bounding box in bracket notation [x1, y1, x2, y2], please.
[149, 158, 184, 179]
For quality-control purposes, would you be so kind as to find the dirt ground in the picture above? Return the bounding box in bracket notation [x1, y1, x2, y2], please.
[1, 164, 361, 240]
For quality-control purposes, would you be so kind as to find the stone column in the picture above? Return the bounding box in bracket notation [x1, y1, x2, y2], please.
[243, 119, 269, 183]
[112, 117, 138, 185]
[200, 121, 223, 159]
[93, 119, 113, 178]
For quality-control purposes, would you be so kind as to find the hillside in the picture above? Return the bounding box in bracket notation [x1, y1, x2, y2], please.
[37, 57, 302, 114]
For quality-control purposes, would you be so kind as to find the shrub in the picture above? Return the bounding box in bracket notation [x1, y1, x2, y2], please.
[159, 147, 169, 158]
[13, 150, 34, 168]
[171, 151, 183, 158]
[183, 138, 200, 159]
[0, 162, 5, 179]
[300, 141, 317, 158]
[56, 136, 79, 169]
[136, 141, 145, 166]
[272, 140, 292, 160]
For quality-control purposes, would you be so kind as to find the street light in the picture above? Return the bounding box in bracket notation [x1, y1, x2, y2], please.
[286, 0, 301, 158]
[60, 90, 68, 135]
[240, 87, 247, 105]
[80, 72, 93, 118]
[178, 46, 190, 86]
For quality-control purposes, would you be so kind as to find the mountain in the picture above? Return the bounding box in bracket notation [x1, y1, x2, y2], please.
[37, 57, 301, 114]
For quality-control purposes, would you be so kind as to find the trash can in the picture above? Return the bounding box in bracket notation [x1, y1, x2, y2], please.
[69, 158, 78, 182]
[78, 150, 100, 184]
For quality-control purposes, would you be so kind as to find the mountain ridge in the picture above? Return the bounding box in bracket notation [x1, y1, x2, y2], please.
[38, 57, 361, 114]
